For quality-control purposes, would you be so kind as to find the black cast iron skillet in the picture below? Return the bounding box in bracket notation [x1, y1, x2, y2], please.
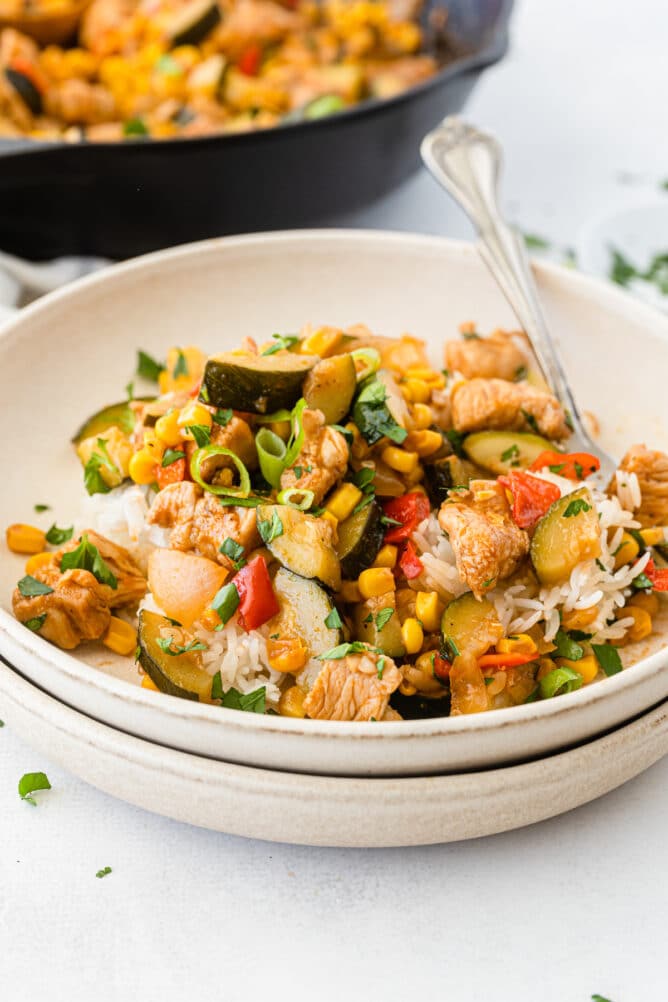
[0, 0, 513, 259]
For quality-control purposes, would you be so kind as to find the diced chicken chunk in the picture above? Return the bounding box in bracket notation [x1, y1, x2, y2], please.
[13, 568, 111, 651]
[451, 378, 570, 440]
[56, 530, 148, 607]
[185, 414, 257, 475]
[147, 481, 259, 567]
[280, 408, 348, 503]
[303, 648, 401, 721]
[615, 444, 668, 527]
[438, 480, 530, 598]
[445, 330, 528, 382]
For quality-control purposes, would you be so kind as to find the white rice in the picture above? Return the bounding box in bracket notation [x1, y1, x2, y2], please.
[77, 483, 169, 571]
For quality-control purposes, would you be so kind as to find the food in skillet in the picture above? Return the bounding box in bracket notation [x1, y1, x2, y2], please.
[6, 322, 668, 720]
[0, 0, 445, 140]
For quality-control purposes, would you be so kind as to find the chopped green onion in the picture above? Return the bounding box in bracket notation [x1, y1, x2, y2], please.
[283, 398, 308, 468]
[211, 582, 240, 626]
[190, 446, 251, 497]
[253, 409, 293, 424]
[276, 487, 315, 510]
[303, 94, 346, 119]
[255, 428, 287, 488]
[539, 666, 583, 699]
[351, 347, 381, 382]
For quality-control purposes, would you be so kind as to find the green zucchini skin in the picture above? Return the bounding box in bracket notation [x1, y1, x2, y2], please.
[530, 486, 600, 585]
[272, 567, 341, 661]
[390, 690, 451, 719]
[353, 596, 405, 658]
[256, 504, 341, 591]
[463, 430, 554, 475]
[137, 609, 213, 702]
[72, 399, 148, 444]
[440, 593, 499, 660]
[167, 0, 222, 47]
[201, 352, 316, 413]
[303, 354, 356, 424]
[423, 455, 471, 508]
[336, 500, 384, 579]
[6, 68, 41, 114]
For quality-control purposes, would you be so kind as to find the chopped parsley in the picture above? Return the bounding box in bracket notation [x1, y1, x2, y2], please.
[331, 424, 354, 447]
[609, 246, 668, 296]
[136, 350, 165, 382]
[632, 570, 653, 590]
[211, 672, 266, 712]
[83, 438, 119, 496]
[363, 613, 373, 624]
[523, 232, 550, 250]
[591, 643, 623, 677]
[213, 408, 233, 427]
[17, 576, 54, 598]
[125, 381, 134, 401]
[172, 350, 189, 379]
[220, 537, 246, 570]
[34, 504, 50, 513]
[514, 365, 528, 381]
[123, 117, 148, 137]
[376, 656, 386, 679]
[380, 514, 402, 528]
[25, 614, 47, 632]
[60, 534, 118, 589]
[548, 463, 566, 474]
[45, 523, 74, 546]
[262, 333, 300, 356]
[292, 465, 303, 479]
[553, 628, 584, 661]
[18, 771, 51, 806]
[443, 636, 460, 660]
[461, 330, 481, 340]
[351, 465, 376, 513]
[156, 636, 207, 656]
[445, 428, 467, 457]
[317, 641, 369, 660]
[574, 461, 584, 480]
[352, 377, 407, 446]
[324, 608, 343, 629]
[520, 409, 540, 434]
[562, 498, 592, 518]
[185, 424, 211, 448]
[96, 867, 113, 879]
[375, 607, 394, 631]
[257, 510, 283, 544]
[211, 582, 240, 625]
[161, 448, 185, 467]
[501, 444, 520, 466]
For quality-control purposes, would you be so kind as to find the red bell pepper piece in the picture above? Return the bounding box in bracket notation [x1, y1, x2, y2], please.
[156, 452, 186, 490]
[498, 470, 561, 530]
[530, 450, 601, 480]
[432, 652, 452, 681]
[238, 44, 262, 76]
[234, 555, 280, 631]
[643, 557, 668, 592]
[398, 539, 424, 580]
[382, 492, 430, 543]
[478, 652, 538, 669]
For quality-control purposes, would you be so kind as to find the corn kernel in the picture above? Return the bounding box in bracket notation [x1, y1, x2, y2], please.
[279, 685, 306, 718]
[497, 633, 537, 656]
[617, 605, 653, 643]
[6, 524, 47, 554]
[321, 510, 339, 534]
[155, 409, 183, 446]
[629, 591, 660, 616]
[573, 655, 598, 684]
[159, 346, 206, 393]
[406, 367, 438, 382]
[358, 566, 395, 599]
[403, 378, 431, 404]
[403, 462, 424, 487]
[639, 527, 666, 547]
[267, 635, 309, 674]
[399, 679, 417, 696]
[339, 580, 362, 603]
[300, 326, 343, 358]
[325, 483, 363, 521]
[102, 617, 137, 656]
[25, 551, 54, 575]
[199, 607, 222, 632]
[381, 445, 418, 475]
[561, 605, 599, 631]
[415, 591, 440, 632]
[129, 448, 158, 485]
[178, 401, 213, 439]
[613, 531, 640, 570]
[141, 673, 160, 692]
[373, 544, 398, 569]
[401, 617, 424, 654]
[410, 403, 433, 430]
[410, 429, 443, 458]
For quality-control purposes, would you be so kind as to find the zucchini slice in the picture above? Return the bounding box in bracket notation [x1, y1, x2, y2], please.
[256, 504, 341, 590]
[530, 486, 601, 585]
[423, 455, 472, 508]
[72, 400, 143, 444]
[166, 0, 222, 47]
[272, 567, 342, 667]
[137, 609, 214, 702]
[463, 430, 554, 475]
[441, 593, 503, 660]
[353, 596, 405, 658]
[336, 500, 384, 579]
[201, 352, 316, 413]
[303, 354, 356, 424]
[5, 68, 42, 114]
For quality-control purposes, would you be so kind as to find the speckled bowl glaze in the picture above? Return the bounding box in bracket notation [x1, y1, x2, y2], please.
[0, 230, 666, 777]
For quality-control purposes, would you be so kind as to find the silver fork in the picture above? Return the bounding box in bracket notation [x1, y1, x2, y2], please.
[420, 115, 617, 488]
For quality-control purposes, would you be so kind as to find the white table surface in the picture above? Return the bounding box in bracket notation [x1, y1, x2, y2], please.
[2, 2, 668, 999]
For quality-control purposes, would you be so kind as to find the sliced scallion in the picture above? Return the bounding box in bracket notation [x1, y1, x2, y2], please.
[276, 487, 315, 510]
[351, 347, 381, 382]
[283, 398, 308, 467]
[190, 446, 251, 497]
[539, 666, 583, 699]
[255, 428, 287, 488]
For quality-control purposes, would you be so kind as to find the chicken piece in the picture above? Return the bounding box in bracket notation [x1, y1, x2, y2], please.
[146, 481, 260, 567]
[184, 415, 258, 476]
[303, 648, 402, 721]
[13, 568, 112, 651]
[279, 408, 348, 504]
[80, 0, 138, 54]
[214, 0, 303, 58]
[44, 79, 116, 126]
[445, 330, 528, 382]
[451, 378, 570, 440]
[438, 480, 530, 599]
[56, 530, 147, 607]
[614, 445, 668, 527]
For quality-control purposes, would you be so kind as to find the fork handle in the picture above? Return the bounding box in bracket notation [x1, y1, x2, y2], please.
[420, 116, 583, 432]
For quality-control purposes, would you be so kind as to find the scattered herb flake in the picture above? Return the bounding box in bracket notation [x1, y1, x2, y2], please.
[156, 636, 208, 656]
[34, 504, 50, 513]
[591, 643, 623, 677]
[18, 771, 51, 806]
[380, 514, 402, 527]
[45, 523, 74, 546]
[292, 465, 303, 479]
[375, 607, 394, 631]
[220, 537, 246, 570]
[83, 438, 119, 497]
[17, 575, 54, 598]
[123, 117, 148, 137]
[172, 350, 189, 379]
[461, 331, 481, 340]
[562, 498, 592, 518]
[501, 444, 520, 465]
[352, 377, 407, 446]
[514, 365, 528, 382]
[548, 463, 566, 474]
[96, 867, 112, 879]
[137, 350, 165, 382]
[24, 614, 46, 632]
[520, 409, 540, 434]
[445, 428, 467, 457]
[632, 571, 653, 590]
[60, 533, 118, 589]
[444, 637, 460, 659]
[125, 381, 134, 401]
[377, 656, 385, 679]
[211, 671, 266, 712]
[185, 424, 211, 448]
[257, 510, 283, 544]
[211, 582, 240, 625]
[523, 232, 551, 250]
[262, 333, 300, 356]
[161, 448, 185, 467]
[553, 628, 584, 662]
[212, 408, 233, 427]
[324, 608, 343, 630]
[317, 641, 368, 660]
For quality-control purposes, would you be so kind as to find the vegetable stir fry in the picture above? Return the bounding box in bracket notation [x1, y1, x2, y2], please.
[7, 321, 668, 721]
[0, 0, 445, 140]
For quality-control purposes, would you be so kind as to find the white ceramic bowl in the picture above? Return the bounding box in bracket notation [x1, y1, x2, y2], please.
[1, 230, 667, 777]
